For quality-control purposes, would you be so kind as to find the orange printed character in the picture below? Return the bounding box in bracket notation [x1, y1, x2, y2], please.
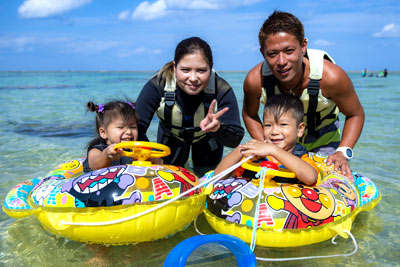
[267, 184, 337, 229]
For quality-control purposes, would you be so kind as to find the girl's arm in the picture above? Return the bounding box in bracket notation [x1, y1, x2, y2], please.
[87, 145, 123, 171]
[240, 140, 317, 185]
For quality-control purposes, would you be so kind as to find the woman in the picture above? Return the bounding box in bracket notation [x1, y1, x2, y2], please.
[136, 37, 244, 176]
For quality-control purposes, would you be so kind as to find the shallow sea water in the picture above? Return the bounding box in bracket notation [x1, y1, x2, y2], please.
[0, 71, 399, 266]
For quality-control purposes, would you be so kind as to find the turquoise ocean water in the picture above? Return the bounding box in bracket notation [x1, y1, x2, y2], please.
[0, 71, 399, 266]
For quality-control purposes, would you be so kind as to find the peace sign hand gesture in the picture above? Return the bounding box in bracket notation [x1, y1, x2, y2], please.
[200, 99, 229, 133]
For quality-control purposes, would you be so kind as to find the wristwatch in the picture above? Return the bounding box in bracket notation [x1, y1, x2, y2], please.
[336, 147, 353, 160]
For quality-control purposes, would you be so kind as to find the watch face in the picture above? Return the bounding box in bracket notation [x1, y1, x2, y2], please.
[346, 148, 353, 157]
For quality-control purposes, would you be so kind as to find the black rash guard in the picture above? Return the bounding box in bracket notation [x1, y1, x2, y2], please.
[82, 138, 133, 173]
[136, 73, 244, 169]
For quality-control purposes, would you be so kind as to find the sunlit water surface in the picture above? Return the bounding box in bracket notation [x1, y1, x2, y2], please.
[0, 71, 399, 266]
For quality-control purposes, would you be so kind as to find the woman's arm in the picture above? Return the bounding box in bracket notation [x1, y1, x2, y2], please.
[210, 76, 244, 147]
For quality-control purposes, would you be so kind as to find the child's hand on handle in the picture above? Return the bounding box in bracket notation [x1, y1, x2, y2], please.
[106, 143, 123, 161]
[200, 99, 229, 133]
[239, 139, 276, 158]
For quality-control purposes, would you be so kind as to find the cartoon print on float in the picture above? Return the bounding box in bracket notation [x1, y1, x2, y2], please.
[324, 178, 357, 212]
[49, 159, 83, 179]
[32, 176, 65, 206]
[56, 159, 81, 171]
[61, 166, 140, 207]
[267, 184, 338, 229]
[155, 166, 200, 199]
[207, 178, 251, 224]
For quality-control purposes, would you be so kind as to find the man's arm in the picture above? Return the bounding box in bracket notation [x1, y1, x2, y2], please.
[242, 62, 265, 141]
[321, 60, 365, 178]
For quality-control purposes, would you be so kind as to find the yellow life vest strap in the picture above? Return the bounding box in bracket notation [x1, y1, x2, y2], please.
[261, 49, 338, 138]
[157, 70, 217, 142]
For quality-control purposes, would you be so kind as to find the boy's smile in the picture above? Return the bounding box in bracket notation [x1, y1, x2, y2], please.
[263, 111, 305, 152]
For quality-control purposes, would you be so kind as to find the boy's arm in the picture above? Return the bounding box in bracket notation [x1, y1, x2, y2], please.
[271, 149, 317, 185]
[240, 140, 317, 185]
[214, 146, 243, 178]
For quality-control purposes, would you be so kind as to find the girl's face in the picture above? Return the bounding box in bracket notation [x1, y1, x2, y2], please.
[174, 51, 211, 95]
[99, 115, 138, 145]
[263, 111, 305, 152]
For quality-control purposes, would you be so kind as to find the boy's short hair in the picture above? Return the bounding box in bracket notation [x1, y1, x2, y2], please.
[264, 94, 304, 125]
[258, 10, 304, 51]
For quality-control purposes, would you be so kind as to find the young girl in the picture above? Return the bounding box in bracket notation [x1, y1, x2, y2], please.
[83, 100, 139, 173]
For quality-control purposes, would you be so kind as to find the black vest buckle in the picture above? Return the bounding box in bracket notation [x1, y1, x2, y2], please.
[165, 91, 175, 107]
[179, 127, 197, 140]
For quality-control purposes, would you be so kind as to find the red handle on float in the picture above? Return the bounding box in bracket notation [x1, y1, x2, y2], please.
[259, 161, 278, 170]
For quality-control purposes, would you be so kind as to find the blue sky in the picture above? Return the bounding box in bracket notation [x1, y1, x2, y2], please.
[0, 0, 399, 71]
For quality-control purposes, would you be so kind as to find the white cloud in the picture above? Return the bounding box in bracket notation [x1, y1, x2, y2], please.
[65, 40, 121, 54]
[373, 23, 400, 38]
[118, 10, 131, 21]
[134, 47, 162, 55]
[235, 44, 259, 54]
[132, 0, 168, 21]
[131, 0, 260, 21]
[117, 47, 162, 58]
[313, 39, 335, 46]
[166, 0, 220, 9]
[0, 36, 68, 51]
[18, 0, 92, 19]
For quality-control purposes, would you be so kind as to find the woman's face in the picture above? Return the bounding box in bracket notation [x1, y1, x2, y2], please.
[174, 52, 211, 95]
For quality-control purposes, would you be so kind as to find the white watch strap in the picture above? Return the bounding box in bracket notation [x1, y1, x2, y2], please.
[336, 146, 353, 159]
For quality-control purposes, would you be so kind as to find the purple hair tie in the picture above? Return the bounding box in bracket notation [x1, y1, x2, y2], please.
[98, 104, 104, 113]
[126, 102, 135, 110]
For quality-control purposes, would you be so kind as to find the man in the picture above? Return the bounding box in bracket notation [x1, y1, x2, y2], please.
[242, 11, 364, 178]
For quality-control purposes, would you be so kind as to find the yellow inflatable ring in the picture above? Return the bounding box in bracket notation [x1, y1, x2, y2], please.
[204, 153, 381, 247]
[3, 142, 204, 245]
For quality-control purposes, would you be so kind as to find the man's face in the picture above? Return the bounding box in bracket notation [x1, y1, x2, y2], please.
[261, 32, 306, 86]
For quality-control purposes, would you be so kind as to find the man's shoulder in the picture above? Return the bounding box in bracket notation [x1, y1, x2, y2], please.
[244, 61, 264, 92]
[246, 61, 264, 77]
[320, 59, 350, 93]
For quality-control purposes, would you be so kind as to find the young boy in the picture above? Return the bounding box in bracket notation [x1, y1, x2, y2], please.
[214, 94, 318, 185]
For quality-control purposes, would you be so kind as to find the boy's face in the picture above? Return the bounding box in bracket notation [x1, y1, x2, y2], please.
[263, 111, 305, 152]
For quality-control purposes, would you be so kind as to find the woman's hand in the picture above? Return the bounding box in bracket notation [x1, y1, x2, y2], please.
[200, 99, 229, 133]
